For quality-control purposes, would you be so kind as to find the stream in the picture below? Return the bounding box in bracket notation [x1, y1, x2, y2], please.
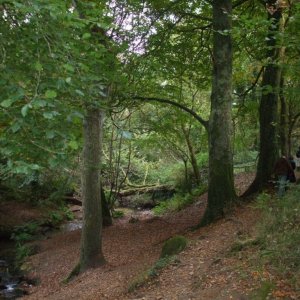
[0, 242, 28, 299]
[0, 206, 154, 299]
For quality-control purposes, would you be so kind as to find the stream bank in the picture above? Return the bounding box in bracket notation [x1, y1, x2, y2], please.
[0, 240, 31, 299]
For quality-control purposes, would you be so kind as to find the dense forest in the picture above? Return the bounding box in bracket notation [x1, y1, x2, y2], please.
[0, 0, 300, 299]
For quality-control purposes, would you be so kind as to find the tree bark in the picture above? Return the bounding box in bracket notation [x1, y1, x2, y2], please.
[182, 126, 201, 185]
[200, 0, 236, 225]
[101, 187, 112, 227]
[279, 75, 289, 156]
[243, 2, 282, 197]
[79, 108, 106, 271]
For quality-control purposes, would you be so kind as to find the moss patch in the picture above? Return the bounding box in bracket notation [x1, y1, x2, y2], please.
[160, 235, 187, 258]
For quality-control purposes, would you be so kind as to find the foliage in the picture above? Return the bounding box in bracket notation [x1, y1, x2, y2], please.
[246, 186, 300, 295]
[0, 0, 121, 206]
[153, 185, 207, 215]
[11, 222, 39, 244]
[10, 205, 73, 267]
[256, 186, 300, 279]
[112, 209, 125, 219]
[160, 235, 187, 258]
[11, 221, 39, 267]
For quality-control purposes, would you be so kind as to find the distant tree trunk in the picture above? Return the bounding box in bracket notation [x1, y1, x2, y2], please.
[101, 187, 112, 226]
[200, 0, 236, 226]
[182, 126, 201, 185]
[279, 75, 289, 156]
[243, 2, 282, 197]
[79, 108, 106, 271]
[289, 112, 300, 155]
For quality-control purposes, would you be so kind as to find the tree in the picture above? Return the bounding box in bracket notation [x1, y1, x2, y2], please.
[200, 0, 236, 225]
[0, 0, 119, 274]
[243, 1, 284, 196]
[80, 108, 105, 270]
[124, 0, 236, 223]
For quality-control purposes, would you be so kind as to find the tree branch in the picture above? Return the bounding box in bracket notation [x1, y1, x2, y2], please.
[132, 95, 209, 130]
[235, 66, 264, 98]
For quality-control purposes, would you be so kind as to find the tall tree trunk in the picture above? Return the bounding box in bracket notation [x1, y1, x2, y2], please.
[200, 0, 236, 225]
[80, 108, 106, 271]
[243, 2, 282, 196]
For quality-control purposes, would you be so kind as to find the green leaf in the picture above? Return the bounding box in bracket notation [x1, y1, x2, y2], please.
[46, 131, 55, 139]
[11, 122, 21, 133]
[48, 157, 59, 168]
[63, 64, 75, 73]
[68, 140, 79, 150]
[21, 104, 31, 117]
[82, 33, 91, 39]
[43, 111, 59, 119]
[45, 90, 57, 99]
[65, 77, 72, 84]
[1, 99, 14, 108]
[75, 89, 85, 97]
[34, 62, 43, 71]
[32, 99, 47, 108]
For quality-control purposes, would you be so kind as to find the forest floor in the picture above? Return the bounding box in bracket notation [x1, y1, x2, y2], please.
[3, 172, 299, 300]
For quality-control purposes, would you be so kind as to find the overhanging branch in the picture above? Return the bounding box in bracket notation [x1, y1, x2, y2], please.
[132, 95, 209, 130]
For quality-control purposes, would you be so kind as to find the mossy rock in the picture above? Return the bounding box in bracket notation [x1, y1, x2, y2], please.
[160, 235, 187, 258]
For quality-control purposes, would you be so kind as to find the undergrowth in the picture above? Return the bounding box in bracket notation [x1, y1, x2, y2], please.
[153, 184, 207, 215]
[11, 205, 73, 269]
[256, 188, 300, 278]
[250, 186, 300, 297]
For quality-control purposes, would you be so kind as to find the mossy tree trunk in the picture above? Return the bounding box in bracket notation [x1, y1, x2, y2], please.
[200, 0, 236, 226]
[79, 107, 106, 271]
[243, 2, 282, 196]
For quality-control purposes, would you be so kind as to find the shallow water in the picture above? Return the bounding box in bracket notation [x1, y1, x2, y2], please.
[60, 220, 83, 232]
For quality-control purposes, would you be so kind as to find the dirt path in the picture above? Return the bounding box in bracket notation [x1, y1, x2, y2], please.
[23, 173, 258, 300]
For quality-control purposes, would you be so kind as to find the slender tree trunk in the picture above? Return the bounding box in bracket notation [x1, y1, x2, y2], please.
[243, 2, 282, 196]
[279, 75, 289, 156]
[200, 0, 236, 225]
[80, 108, 106, 271]
[101, 187, 112, 227]
[182, 126, 201, 185]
